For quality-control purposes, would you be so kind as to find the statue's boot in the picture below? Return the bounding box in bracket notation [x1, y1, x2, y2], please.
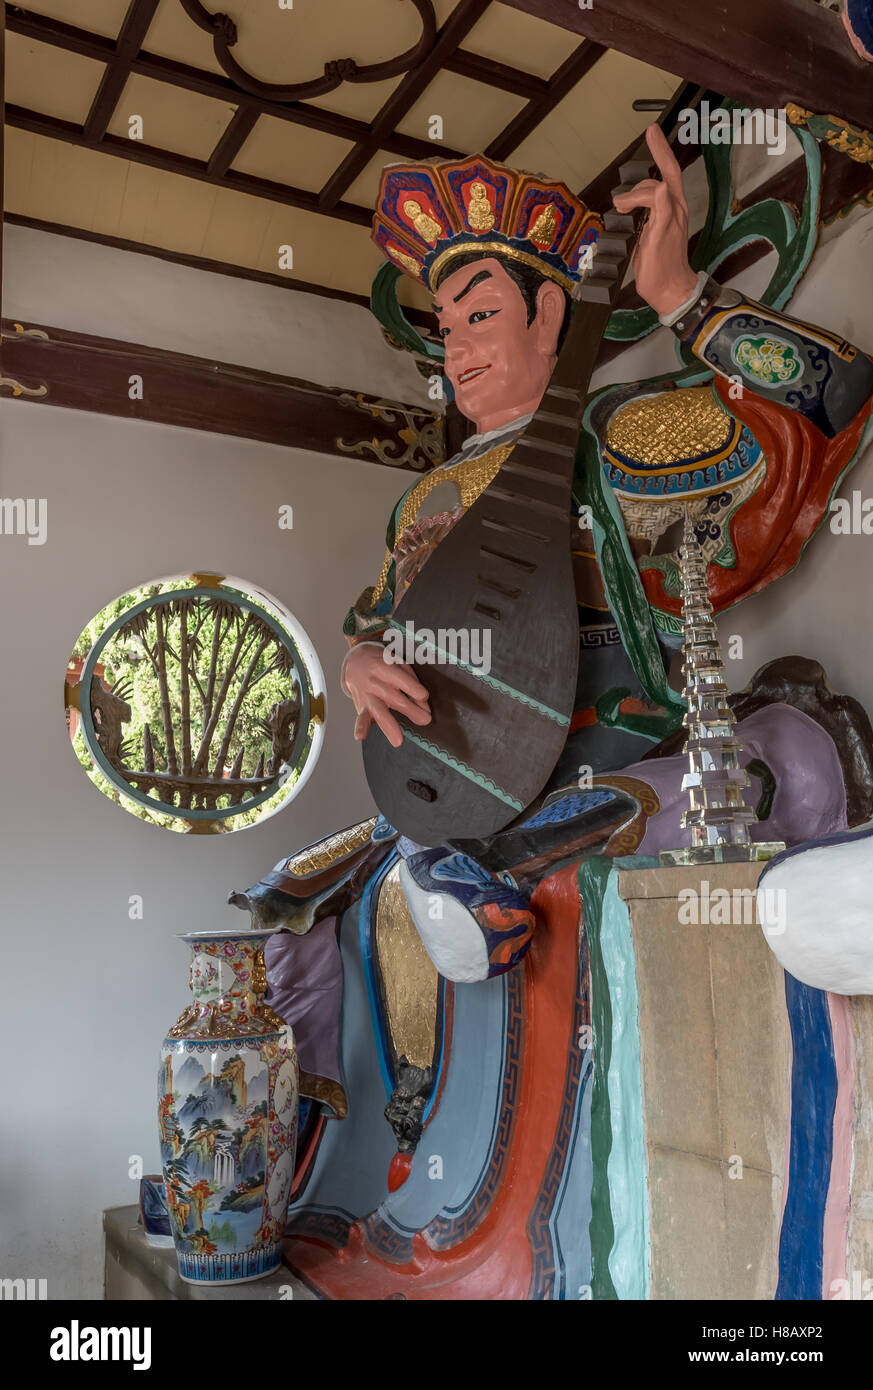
[756, 824, 873, 994]
[399, 847, 535, 983]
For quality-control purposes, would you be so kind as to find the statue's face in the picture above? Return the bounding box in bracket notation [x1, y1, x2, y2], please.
[433, 257, 565, 434]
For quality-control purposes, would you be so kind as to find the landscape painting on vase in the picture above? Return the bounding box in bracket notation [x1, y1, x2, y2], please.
[158, 1036, 297, 1283]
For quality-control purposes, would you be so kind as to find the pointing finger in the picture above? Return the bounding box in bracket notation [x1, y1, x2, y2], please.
[645, 123, 687, 210]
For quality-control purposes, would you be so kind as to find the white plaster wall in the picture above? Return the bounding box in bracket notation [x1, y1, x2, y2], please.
[2, 222, 432, 407]
[0, 400, 406, 1299]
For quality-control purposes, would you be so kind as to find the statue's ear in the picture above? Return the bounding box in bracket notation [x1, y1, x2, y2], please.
[534, 279, 566, 353]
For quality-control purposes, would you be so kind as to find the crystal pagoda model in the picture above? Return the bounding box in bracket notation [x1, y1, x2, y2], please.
[660, 509, 785, 866]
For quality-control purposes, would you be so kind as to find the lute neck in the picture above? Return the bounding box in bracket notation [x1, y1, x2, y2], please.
[522, 144, 652, 451]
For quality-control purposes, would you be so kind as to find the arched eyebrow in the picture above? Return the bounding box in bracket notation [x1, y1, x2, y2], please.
[433, 268, 494, 315]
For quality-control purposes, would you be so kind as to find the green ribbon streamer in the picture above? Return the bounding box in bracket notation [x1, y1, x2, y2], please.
[579, 854, 619, 1301]
[575, 413, 686, 741]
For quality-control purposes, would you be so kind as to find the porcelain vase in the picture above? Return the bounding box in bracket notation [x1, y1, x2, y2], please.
[158, 928, 298, 1284]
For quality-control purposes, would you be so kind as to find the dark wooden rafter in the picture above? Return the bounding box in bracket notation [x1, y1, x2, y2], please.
[5, 0, 867, 335]
[503, 0, 873, 132]
[6, 8, 466, 161]
[206, 105, 258, 179]
[5, 8, 566, 162]
[83, 0, 160, 143]
[0, 316, 442, 468]
[318, 2, 607, 209]
[444, 47, 549, 100]
[5, 103, 376, 225]
[4, 1, 613, 235]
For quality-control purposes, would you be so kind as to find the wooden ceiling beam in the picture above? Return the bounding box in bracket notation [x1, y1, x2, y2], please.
[82, 0, 160, 143]
[5, 10, 465, 162]
[444, 48, 550, 100]
[207, 106, 258, 179]
[501, 0, 873, 132]
[5, 7, 116, 63]
[133, 53, 465, 161]
[485, 39, 605, 161]
[318, 0, 492, 211]
[5, 105, 374, 226]
[0, 316, 441, 468]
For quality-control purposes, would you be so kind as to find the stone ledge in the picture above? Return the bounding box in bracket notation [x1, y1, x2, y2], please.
[103, 1206, 317, 1301]
[617, 860, 765, 903]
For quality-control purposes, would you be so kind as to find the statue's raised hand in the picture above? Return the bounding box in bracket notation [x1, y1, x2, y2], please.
[343, 641, 432, 749]
[612, 124, 700, 319]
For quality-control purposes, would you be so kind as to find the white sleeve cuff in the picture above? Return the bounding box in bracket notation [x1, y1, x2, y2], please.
[658, 271, 711, 327]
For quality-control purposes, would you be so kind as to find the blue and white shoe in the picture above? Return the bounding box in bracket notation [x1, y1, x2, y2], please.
[399, 848, 535, 983]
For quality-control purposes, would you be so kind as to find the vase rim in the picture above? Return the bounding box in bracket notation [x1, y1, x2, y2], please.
[179, 928, 275, 944]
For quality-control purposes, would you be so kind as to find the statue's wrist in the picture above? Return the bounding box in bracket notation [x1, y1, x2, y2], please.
[654, 269, 704, 321]
[660, 275, 743, 339]
[340, 637, 385, 697]
[657, 271, 712, 327]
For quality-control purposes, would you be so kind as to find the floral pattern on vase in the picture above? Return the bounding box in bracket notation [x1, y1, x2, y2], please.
[158, 929, 298, 1284]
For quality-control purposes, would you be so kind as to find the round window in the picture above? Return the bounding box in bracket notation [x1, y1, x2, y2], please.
[64, 573, 325, 832]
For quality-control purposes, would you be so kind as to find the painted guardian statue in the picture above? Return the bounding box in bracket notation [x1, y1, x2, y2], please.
[230, 122, 873, 1298]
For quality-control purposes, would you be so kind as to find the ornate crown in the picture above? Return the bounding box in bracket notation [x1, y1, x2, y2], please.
[372, 153, 603, 294]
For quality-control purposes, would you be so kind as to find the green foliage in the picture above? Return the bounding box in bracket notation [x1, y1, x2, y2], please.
[72, 724, 179, 830]
[71, 581, 165, 661]
[69, 579, 315, 832]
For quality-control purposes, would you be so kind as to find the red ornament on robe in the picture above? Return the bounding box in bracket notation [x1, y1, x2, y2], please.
[640, 380, 873, 618]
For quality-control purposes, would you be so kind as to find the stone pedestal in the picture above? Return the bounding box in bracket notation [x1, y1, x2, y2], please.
[609, 861, 873, 1300]
[617, 862, 788, 1299]
[103, 1207, 316, 1301]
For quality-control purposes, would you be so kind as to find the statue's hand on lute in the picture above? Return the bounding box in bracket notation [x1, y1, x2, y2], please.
[344, 641, 432, 749]
[612, 124, 700, 318]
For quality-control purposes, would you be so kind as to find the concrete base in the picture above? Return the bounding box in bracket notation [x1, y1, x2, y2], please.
[615, 862, 873, 1299]
[102, 1207, 317, 1301]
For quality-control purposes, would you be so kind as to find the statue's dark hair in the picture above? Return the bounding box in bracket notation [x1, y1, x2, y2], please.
[433, 250, 572, 348]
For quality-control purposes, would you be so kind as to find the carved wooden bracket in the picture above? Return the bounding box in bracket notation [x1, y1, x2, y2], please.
[177, 0, 437, 102]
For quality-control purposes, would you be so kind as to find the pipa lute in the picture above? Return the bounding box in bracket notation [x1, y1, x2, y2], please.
[363, 153, 651, 843]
